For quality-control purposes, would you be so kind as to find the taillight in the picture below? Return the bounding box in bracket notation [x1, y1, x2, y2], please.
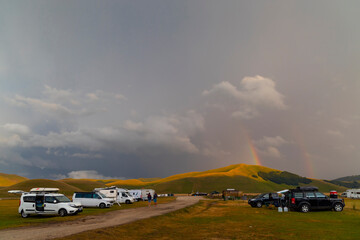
[291, 198, 295, 204]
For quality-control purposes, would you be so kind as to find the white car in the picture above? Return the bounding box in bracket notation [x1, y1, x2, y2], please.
[72, 192, 114, 208]
[17, 191, 82, 218]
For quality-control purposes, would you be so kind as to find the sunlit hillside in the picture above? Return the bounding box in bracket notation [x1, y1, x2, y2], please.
[107, 164, 346, 193]
[0, 173, 28, 187]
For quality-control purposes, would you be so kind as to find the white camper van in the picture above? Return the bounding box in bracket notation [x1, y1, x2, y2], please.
[342, 189, 360, 199]
[116, 188, 135, 204]
[129, 189, 155, 201]
[94, 187, 134, 205]
[10, 188, 83, 218]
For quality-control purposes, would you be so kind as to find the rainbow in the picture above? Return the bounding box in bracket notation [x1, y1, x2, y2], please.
[291, 125, 315, 178]
[246, 133, 262, 166]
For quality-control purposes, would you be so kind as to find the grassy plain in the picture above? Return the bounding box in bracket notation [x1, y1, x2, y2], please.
[59, 199, 360, 240]
[0, 197, 175, 230]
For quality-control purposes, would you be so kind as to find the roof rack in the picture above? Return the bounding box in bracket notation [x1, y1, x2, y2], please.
[29, 188, 59, 193]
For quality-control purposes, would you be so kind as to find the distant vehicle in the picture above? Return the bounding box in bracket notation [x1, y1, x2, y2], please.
[248, 193, 281, 208]
[285, 186, 345, 213]
[94, 186, 134, 205]
[9, 188, 82, 218]
[116, 188, 135, 204]
[128, 189, 155, 201]
[72, 192, 114, 208]
[341, 189, 360, 199]
[191, 192, 208, 196]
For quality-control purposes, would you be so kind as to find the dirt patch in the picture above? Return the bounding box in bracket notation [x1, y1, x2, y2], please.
[0, 196, 202, 240]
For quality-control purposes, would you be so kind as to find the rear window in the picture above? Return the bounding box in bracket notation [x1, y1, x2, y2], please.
[23, 196, 35, 202]
[294, 192, 303, 198]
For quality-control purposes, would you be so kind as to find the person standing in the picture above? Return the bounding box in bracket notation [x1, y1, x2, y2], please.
[147, 192, 152, 207]
[153, 192, 158, 206]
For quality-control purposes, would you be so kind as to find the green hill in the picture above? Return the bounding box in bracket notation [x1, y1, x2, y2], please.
[0, 179, 82, 198]
[108, 164, 346, 193]
[0, 173, 28, 187]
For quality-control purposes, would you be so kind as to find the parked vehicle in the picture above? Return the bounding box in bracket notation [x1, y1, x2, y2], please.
[94, 186, 117, 202]
[248, 193, 281, 208]
[10, 188, 82, 218]
[128, 189, 155, 201]
[341, 189, 360, 199]
[116, 188, 135, 204]
[285, 186, 345, 213]
[191, 192, 208, 196]
[72, 192, 114, 208]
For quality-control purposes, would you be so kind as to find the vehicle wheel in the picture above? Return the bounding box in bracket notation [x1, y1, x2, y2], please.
[256, 202, 262, 208]
[59, 209, 67, 217]
[333, 203, 343, 212]
[21, 210, 29, 218]
[99, 203, 106, 209]
[125, 200, 130, 204]
[300, 203, 310, 213]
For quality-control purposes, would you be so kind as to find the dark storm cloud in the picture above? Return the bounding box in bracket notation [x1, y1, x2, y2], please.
[1, 0, 360, 179]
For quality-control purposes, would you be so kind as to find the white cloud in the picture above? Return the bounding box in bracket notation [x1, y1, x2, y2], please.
[2, 123, 30, 135]
[203, 75, 287, 119]
[66, 170, 123, 179]
[5, 85, 127, 118]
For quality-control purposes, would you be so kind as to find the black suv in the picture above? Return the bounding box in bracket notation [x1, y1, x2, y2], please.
[286, 186, 345, 213]
[248, 193, 281, 208]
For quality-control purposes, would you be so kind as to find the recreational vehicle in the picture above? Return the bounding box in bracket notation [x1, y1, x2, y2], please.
[341, 189, 360, 199]
[94, 187, 134, 204]
[128, 189, 155, 201]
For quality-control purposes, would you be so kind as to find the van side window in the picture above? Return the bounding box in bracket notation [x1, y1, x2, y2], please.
[93, 193, 100, 199]
[23, 196, 35, 202]
[315, 192, 326, 198]
[76, 193, 84, 198]
[45, 196, 56, 203]
[110, 191, 114, 193]
[83, 193, 92, 198]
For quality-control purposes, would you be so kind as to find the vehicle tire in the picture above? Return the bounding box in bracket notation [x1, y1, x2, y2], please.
[21, 210, 29, 218]
[59, 209, 67, 217]
[99, 203, 106, 209]
[300, 203, 310, 213]
[333, 203, 343, 212]
[256, 202, 262, 208]
[125, 200, 130, 204]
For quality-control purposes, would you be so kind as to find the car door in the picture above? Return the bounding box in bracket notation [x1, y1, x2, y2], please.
[22, 195, 36, 214]
[304, 192, 318, 209]
[44, 196, 58, 214]
[315, 192, 331, 209]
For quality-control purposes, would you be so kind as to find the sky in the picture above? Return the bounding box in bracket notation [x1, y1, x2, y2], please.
[0, 0, 360, 180]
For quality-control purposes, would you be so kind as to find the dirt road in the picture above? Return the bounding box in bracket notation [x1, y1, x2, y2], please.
[0, 196, 201, 240]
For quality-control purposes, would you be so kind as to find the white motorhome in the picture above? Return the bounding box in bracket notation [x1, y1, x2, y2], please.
[116, 188, 135, 204]
[9, 188, 82, 218]
[341, 189, 360, 199]
[94, 187, 134, 205]
[129, 189, 155, 201]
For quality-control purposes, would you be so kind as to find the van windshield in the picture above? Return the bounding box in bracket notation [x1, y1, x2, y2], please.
[55, 195, 71, 202]
[98, 192, 107, 198]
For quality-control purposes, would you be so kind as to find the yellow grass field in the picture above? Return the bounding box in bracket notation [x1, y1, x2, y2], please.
[57, 198, 360, 240]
